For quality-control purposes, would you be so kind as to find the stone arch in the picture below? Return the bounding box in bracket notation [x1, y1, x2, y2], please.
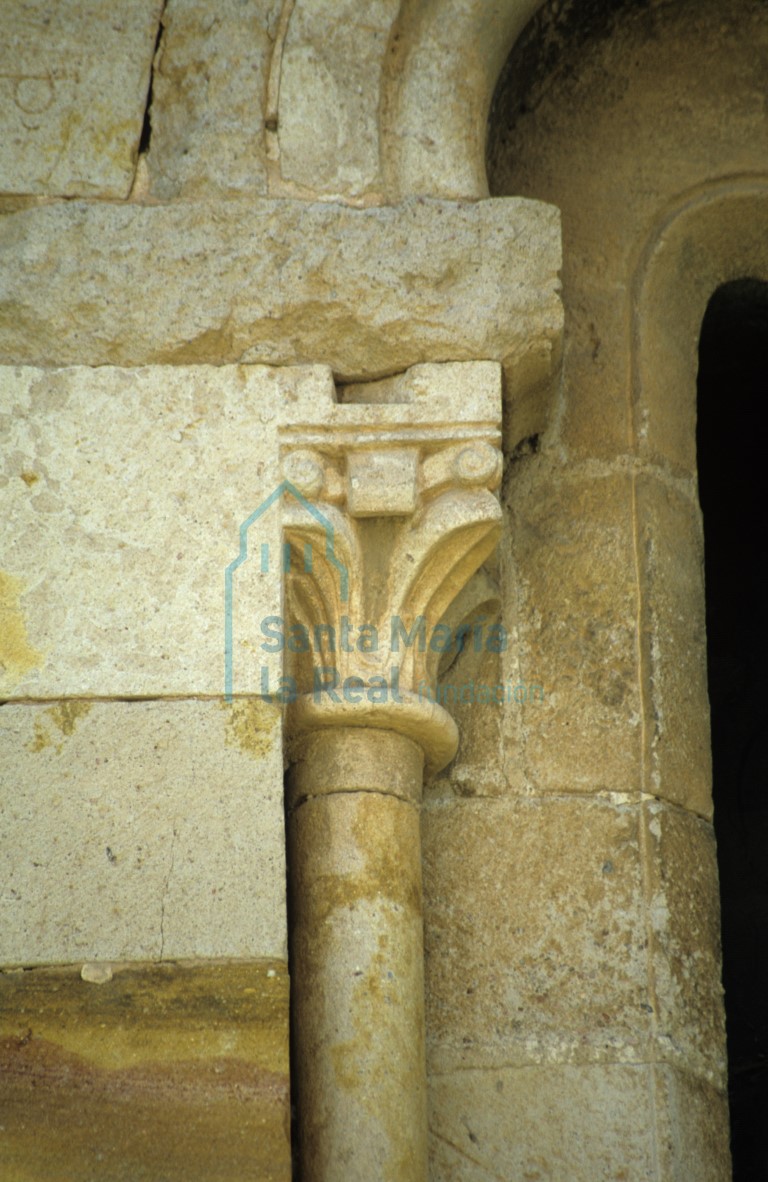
[381, 0, 544, 199]
[633, 180, 768, 477]
[631, 177, 768, 821]
[629, 177, 768, 807]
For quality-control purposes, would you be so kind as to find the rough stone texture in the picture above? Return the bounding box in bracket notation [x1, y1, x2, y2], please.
[289, 772, 428, 1182]
[423, 795, 725, 1088]
[654, 1064, 731, 1182]
[0, 197, 563, 389]
[503, 466, 642, 795]
[0, 0, 750, 1176]
[636, 477, 712, 817]
[0, 699, 285, 965]
[0, 0, 162, 198]
[0, 960, 290, 1182]
[426, 1061, 730, 1182]
[382, 0, 543, 201]
[426, 624, 507, 800]
[278, 0, 398, 198]
[483, 3, 766, 1175]
[1, 361, 502, 700]
[645, 803, 727, 1087]
[488, 0, 768, 466]
[423, 796, 652, 1071]
[0, 363, 314, 698]
[428, 1063, 658, 1181]
[147, 0, 280, 199]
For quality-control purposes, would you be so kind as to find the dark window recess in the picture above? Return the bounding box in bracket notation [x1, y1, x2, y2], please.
[697, 278, 768, 1182]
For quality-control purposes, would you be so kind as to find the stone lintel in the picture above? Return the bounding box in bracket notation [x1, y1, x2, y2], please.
[0, 195, 562, 394]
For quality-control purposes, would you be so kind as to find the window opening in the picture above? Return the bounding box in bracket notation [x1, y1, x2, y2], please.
[697, 278, 768, 1182]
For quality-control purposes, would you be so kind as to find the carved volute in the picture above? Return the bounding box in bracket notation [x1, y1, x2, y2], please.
[278, 362, 503, 774]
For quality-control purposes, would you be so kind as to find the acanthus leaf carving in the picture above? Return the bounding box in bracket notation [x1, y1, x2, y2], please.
[278, 363, 503, 774]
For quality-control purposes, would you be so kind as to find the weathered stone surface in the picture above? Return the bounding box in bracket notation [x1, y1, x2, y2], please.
[278, 0, 398, 197]
[654, 1064, 731, 1182]
[558, 276, 638, 462]
[645, 803, 727, 1086]
[422, 796, 652, 1070]
[0, 363, 304, 697]
[426, 627, 507, 799]
[504, 466, 642, 794]
[636, 188, 768, 477]
[147, 0, 279, 199]
[382, 0, 543, 201]
[423, 793, 727, 1086]
[0, 0, 162, 198]
[428, 1063, 657, 1181]
[0, 699, 285, 965]
[0, 960, 290, 1181]
[289, 766, 428, 1182]
[489, 0, 768, 473]
[0, 196, 562, 384]
[636, 476, 712, 816]
[1, 360, 502, 700]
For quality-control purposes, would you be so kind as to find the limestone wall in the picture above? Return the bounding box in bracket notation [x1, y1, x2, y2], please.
[484, 0, 768, 1176]
[0, 0, 750, 1178]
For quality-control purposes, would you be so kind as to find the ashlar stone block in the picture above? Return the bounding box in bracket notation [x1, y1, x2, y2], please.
[645, 802, 727, 1087]
[0, 698, 285, 966]
[503, 466, 642, 794]
[0, 0, 162, 198]
[147, 0, 279, 199]
[0, 197, 563, 389]
[423, 795, 653, 1071]
[428, 1063, 657, 1182]
[278, 0, 399, 196]
[635, 475, 712, 816]
[1, 360, 501, 701]
[1, 363, 296, 697]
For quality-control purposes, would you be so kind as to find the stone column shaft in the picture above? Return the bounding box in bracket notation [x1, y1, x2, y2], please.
[287, 729, 427, 1182]
[278, 363, 503, 1181]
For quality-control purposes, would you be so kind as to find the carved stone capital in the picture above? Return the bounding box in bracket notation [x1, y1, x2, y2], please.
[280, 362, 502, 775]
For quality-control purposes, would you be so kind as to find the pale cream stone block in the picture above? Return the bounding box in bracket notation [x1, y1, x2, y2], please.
[0, 698, 285, 966]
[147, 0, 279, 199]
[424, 794, 726, 1088]
[0, 0, 162, 198]
[428, 1063, 657, 1181]
[0, 363, 320, 697]
[0, 197, 563, 388]
[346, 448, 418, 517]
[1, 360, 500, 698]
[278, 0, 399, 196]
